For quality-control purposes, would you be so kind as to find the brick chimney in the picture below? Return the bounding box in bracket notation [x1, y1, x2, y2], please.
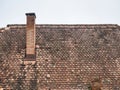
[24, 13, 36, 65]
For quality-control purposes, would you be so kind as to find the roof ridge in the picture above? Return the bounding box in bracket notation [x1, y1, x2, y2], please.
[7, 24, 118, 26]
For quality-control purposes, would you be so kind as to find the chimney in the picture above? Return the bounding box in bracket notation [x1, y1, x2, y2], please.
[24, 13, 36, 65]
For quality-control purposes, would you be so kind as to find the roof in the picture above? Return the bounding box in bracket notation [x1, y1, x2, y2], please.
[0, 24, 120, 89]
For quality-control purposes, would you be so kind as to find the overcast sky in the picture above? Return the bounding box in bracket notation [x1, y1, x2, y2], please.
[0, 0, 120, 27]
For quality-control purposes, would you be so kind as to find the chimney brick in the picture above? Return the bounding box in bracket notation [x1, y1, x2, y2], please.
[24, 13, 36, 65]
[26, 13, 36, 55]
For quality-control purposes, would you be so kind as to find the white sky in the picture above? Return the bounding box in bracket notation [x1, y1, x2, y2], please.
[0, 0, 120, 27]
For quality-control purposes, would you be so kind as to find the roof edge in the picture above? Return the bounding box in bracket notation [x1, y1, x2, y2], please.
[3, 24, 119, 30]
[7, 24, 119, 27]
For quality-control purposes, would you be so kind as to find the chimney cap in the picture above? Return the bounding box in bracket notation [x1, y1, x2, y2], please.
[26, 13, 36, 18]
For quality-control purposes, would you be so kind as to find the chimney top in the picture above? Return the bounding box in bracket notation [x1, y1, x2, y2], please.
[26, 13, 36, 18]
